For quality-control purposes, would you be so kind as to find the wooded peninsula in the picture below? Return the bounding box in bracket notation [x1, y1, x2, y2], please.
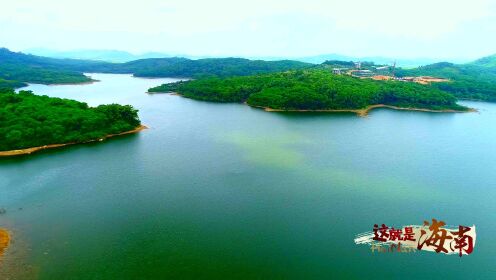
[0, 89, 142, 154]
[148, 70, 469, 113]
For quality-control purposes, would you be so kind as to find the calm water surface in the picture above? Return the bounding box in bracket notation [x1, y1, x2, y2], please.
[1, 74, 495, 279]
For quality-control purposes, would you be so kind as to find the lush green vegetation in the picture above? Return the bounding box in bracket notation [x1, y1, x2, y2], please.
[2, 46, 495, 103]
[68, 56, 312, 78]
[0, 89, 141, 151]
[0, 79, 26, 91]
[1, 48, 313, 87]
[322, 60, 377, 69]
[0, 48, 97, 86]
[0, 63, 92, 85]
[116, 57, 313, 78]
[149, 70, 467, 111]
[471, 54, 496, 68]
[396, 62, 496, 101]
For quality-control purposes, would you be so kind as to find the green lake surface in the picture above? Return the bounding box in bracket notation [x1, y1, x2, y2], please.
[1, 73, 495, 279]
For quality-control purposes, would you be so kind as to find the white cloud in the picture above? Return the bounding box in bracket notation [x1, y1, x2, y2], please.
[0, 0, 495, 58]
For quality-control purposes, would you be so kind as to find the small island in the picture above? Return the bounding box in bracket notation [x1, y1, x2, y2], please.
[148, 70, 471, 115]
[0, 89, 144, 157]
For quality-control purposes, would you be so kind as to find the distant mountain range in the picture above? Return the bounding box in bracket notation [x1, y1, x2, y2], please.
[23, 48, 173, 63]
[290, 54, 465, 68]
[24, 48, 471, 68]
[471, 54, 496, 68]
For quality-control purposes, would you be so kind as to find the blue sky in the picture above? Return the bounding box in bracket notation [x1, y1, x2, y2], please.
[1, 0, 495, 60]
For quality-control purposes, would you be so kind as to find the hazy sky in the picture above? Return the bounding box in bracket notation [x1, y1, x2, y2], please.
[1, 0, 495, 59]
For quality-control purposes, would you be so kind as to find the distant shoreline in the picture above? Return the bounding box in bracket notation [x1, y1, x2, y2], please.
[258, 104, 476, 116]
[146, 91, 181, 95]
[0, 125, 147, 157]
[40, 79, 98, 86]
[17, 80, 98, 89]
[152, 92, 475, 116]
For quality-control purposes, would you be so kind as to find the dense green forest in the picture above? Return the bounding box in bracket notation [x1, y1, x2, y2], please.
[0, 79, 26, 91]
[149, 70, 467, 111]
[2, 46, 496, 103]
[396, 61, 496, 101]
[0, 48, 96, 85]
[80, 56, 312, 77]
[0, 48, 312, 87]
[125, 57, 312, 78]
[0, 89, 141, 151]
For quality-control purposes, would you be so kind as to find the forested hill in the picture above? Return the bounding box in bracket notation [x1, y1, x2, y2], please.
[2, 46, 496, 103]
[0, 48, 108, 70]
[120, 57, 312, 78]
[0, 48, 313, 87]
[0, 78, 26, 91]
[0, 88, 141, 151]
[149, 70, 467, 112]
[396, 58, 496, 101]
[87, 56, 313, 78]
[470, 54, 496, 68]
[0, 48, 101, 85]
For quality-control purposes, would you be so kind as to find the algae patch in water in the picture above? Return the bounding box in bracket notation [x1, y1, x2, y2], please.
[0, 229, 10, 258]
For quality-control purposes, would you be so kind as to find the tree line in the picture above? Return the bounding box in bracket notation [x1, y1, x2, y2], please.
[149, 70, 467, 111]
[0, 89, 141, 151]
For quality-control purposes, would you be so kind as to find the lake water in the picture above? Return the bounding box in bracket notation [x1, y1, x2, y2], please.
[1, 74, 495, 279]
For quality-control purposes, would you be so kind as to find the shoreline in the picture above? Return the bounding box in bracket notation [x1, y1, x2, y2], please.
[0, 125, 148, 157]
[0, 228, 9, 258]
[43, 79, 99, 86]
[18, 80, 99, 89]
[254, 104, 476, 116]
[146, 91, 181, 95]
[150, 92, 476, 116]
